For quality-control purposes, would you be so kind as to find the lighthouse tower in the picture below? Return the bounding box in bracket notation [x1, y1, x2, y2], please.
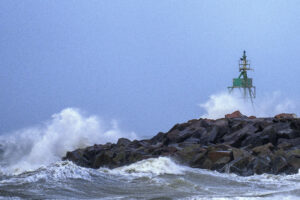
[228, 51, 256, 103]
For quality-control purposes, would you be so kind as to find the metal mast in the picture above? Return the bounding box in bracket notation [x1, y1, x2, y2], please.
[228, 50, 256, 103]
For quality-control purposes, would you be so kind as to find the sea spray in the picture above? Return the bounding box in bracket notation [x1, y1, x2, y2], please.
[0, 108, 137, 174]
[199, 91, 297, 119]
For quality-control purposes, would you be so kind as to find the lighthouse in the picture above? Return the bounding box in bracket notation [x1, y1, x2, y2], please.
[228, 51, 256, 103]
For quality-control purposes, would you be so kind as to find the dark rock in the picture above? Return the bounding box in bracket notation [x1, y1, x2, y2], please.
[207, 150, 232, 163]
[277, 129, 300, 139]
[207, 126, 219, 143]
[229, 120, 248, 132]
[179, 136, 200, 146]
[190, 150, 207, 167]
[63, 149, 90, 167]
[150, 132, 165, 145]
[291, 119, 300, 129]
[241, 132, 270, 148]
[278, 138, 300, 147]
[260, 126, 278, 145]
[250, 156, 272, 175]
[129, 140, 143, 148]
[286, 149, 300, 171]
[176, 144, 203, 164]
[63, 112, 300, 176]
[223, 125, 256, 148]
[117, 138, 131, 147]
[252, 143, 274, 156]
[191, 128, 206, 139]
[271, 155, 290, 174]
[93, 151, 115, 168]
[232, 147, 251, 160]
[227, 156, 254, 176]
[287, 155, 300, 170]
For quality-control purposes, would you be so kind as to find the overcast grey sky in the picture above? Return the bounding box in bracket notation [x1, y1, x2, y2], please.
[0, 1, 300, 136]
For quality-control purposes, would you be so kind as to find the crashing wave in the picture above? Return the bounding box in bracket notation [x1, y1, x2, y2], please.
[0, 108, 137, 175]
[99, 157, 187, 177]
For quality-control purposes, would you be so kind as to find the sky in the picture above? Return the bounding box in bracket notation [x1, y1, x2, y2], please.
[0, 0, 300, 137]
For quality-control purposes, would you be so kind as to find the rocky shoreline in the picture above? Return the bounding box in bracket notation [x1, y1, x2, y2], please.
[63, 111, 300, 176]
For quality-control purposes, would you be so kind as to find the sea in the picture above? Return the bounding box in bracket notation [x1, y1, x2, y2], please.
[0, 157, 300, 200]
[0, 108, 300, 199]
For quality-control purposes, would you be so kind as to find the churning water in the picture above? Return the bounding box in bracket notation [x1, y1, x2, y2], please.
[0, 157, 300, 199]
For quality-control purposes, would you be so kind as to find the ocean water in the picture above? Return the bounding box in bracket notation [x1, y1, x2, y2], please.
[0, 108, 300, 199]
[0, 157, 300, 199]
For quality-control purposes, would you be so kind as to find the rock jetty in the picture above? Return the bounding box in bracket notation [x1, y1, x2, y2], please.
[63, 111, 300, 176]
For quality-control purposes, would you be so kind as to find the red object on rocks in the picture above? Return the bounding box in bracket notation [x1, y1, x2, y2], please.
[225, 110, 245, 119]
[275, 113, 297, 119]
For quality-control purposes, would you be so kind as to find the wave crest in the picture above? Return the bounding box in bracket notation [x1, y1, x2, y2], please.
[0, 108, 137, 174]
[100, 157, 186, 177]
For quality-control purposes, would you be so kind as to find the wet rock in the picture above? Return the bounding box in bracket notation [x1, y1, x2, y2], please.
[191, 128, 206, 139]
[260, 126, 278, 145]
[223, 125, 256, 147]
[93, 151, 115, 168]
[291, 119, 300, 129]
[63, 111, 300, 176]
[271, 155, 290, 174]
[252, 143, 274, 156]
[232, 148, 251, 160]
[278, 138, 300, 148]
[166, 129, 192, 144]
[287, 155, 300, 170]
[63, 149, 90, 167]
[190, 150, 207, 167]
[117, 138, 131, 147]
[180, 136, 200, 145]
[208, 150, 233, 170]
[200, 126, 226, 145]
[277, 129, 300, 139]
[129, 140, 143, 148]
[150, 132, 164, 144]
[250, 156, 272, 175]
[227, 156, 254, 176]
[240, 133, 265, 148]
[176, 144, 203, 164]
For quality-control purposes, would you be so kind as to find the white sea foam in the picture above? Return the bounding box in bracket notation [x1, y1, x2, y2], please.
[199, 91, 297, 119]
[191, 165, 300, 185]
[0, 108, 137, 174]
[100, 157, 187, 177]
[98, 156, 300, 185]
[0, 155, 299, 199]
[0, 161, 92, 185]
[185, 196, 300, 200]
